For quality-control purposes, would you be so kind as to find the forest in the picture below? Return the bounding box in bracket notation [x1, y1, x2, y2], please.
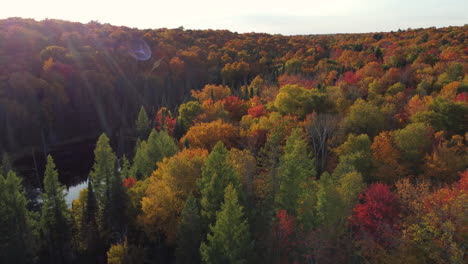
[0, 17, 467, 264]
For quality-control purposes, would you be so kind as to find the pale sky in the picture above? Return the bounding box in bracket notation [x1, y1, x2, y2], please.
[1, 0, 467, 35]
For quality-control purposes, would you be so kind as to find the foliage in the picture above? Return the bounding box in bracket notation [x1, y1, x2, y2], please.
[200, 185, 254, 264]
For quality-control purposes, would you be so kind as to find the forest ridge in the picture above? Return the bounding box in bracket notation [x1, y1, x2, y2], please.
[0, 17, 467, 264]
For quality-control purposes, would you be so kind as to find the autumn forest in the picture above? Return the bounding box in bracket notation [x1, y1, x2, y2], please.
[0, 17, 467, 264]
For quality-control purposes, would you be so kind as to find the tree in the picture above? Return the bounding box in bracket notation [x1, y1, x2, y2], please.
[135, 106, 151, 139]
[0, 153, 13, 175]
[176, 195, 203, 264]
[315, 172, 342, 228]
[349, 183, 400, 258]
[107, 240, 129, 264]
[305, 113, 338, 175]
[394, 123, 432, 164]
[334, 134, 373, 180]
[274, 84, 331, 118]
[345, 99, 385, 138]
[178, 101, 202, 129]
[40, 155, 72, 263]
[181, 120, 240, 150]
[141, 148, 208, 242]
[200, 184, 254, 264]
[89, 133, 117, 205]
[276, 128, 315, 216]
[80, 181, 102, 262]
[0, 171, 37, 264]
[101, 160, 128, 244]
[198, 142, 240, 227]
[146, 129, 178, 171]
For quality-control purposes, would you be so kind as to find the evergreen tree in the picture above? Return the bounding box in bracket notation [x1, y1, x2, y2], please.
[0, 171, 37, 264]
[132, 140, 151, 179]
[80, 181, 102, 262]
[120, 155, 131, 179]
[0, 152, 12, 175]
[200, 185, 254, 264]
[102, 164, 128, 244]
[198, 142, 240, 226]
[40, 155, 72, 263]
[146, 129, 178, 169]
[90, 133, 117, 205]
[276, 128, 315, 216]
[176, 195, 203, 264]
[135, 106, 151, 139]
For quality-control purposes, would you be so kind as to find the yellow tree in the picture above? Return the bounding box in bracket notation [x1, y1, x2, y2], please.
[140, 149, 208, 242]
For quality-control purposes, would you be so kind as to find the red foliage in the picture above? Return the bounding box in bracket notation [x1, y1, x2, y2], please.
[247, 104, 267, 118]
[123, 177, 137, 188]
[349, 183, 400, 245]
[454, 92, 468, 103]
[343, 71, 360, 84]
[155, 108, 176, 135]
[275, 209, 296, 255]
[221, 95, 247, 120]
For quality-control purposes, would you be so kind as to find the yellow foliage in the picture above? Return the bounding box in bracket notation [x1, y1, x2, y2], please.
[191, 84, 231, 102]
[180, 120, 240, 150]
[140, 149, 208, 243]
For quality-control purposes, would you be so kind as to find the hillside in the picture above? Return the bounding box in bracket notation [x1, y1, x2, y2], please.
[0, 18, 467, 264]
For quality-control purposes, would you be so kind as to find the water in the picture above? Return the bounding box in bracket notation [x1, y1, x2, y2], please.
[65, 179, 88, 207]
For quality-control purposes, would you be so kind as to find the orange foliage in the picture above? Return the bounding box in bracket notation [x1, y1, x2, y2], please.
[180, 120, 240, 150]
[191, 84, 231, 102]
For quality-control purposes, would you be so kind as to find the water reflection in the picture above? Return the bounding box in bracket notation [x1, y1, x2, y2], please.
[65, 178, 88, 207]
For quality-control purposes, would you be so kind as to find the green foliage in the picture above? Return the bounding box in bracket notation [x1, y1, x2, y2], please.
[334, 134, 373, 180]
[276, 128, 315, 216]
[412, 97, 468, 134]
[198, 142, 240, 227]
[0, 171, 37, 264]
[146, 129, 178, 169]
[200, 185, 254, 264]
[176, 195, 203, 264]
[40, 155, 72, 263]
[315, 172, 342, 228]
[179, 101, 202, 129]
[89, 133, 117, 205]
[274, 84, 331, 117]
[345, 99, 385, 138]
[135, 106, 151, 139]
[394, 123, 432, 163]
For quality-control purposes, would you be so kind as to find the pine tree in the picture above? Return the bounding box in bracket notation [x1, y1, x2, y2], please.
[0, 152, 12, 175]
[40, 155, 72, 263]
[135, 106, 151, 139]
[90, 133, 117, 205]
[276, 128, 315, 216]
[200, 184, 253, 264]
[198, 142, 240, 226]
[146, 129, 178, 169]
[176, 195, 202, 264]
[102, 164, 128, 244]
[132, 140, 151, 179]
[80, 181, 102, 262]
[0, 171, 37, 264]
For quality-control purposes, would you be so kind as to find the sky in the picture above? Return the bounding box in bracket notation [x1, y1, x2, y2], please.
[1, 0, 467, 35]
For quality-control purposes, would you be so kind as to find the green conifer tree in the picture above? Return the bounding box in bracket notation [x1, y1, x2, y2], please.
[198, 142, 240, 226]
[90, 133, 117, 205]
[135, 106, 151, 139]
[40, 155, 72, 263]
[0, 171, 37, 264]
[200, 185, 253, 264]
[276, 128, 315, 216]
[176, 195, 203, 264]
